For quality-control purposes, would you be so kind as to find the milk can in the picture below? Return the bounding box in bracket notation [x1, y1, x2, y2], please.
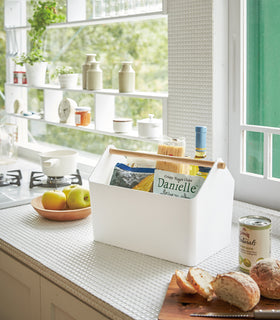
[82, 54, 97, 89]
[119, 61, 135, 92]
[87, 61, 103, 90]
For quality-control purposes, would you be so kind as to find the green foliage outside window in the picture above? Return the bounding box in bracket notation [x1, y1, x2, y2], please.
[1, 0, 167, 154]
[29, 15, 167, 154]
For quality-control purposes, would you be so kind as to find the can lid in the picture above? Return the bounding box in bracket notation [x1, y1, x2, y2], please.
[75, 106, 91, 112]
[239, 215, 271, 227]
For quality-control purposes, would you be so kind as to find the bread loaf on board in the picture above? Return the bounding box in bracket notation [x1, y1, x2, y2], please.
[250, 258, 280, 299]
[211, 271, 260, 311]
[175, 270, 197, 294]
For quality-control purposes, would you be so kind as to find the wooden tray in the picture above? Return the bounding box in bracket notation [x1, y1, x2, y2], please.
[31, 196, 91, 221]
[158, 274, 280, 320]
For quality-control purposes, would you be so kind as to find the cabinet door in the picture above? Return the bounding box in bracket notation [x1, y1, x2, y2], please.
[0, 250, 41, 320]
[41, 277, 110, 320]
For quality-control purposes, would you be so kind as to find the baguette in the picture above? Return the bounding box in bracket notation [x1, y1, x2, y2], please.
[175, 270, 197, 294]
[250, 258, 280, 299]
[187, 267, 214, 301]
[211, 271, 260, 311]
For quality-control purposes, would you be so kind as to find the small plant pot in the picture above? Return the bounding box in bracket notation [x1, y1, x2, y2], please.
[25, 62, 48, 86]
[58, 74, 78, 89]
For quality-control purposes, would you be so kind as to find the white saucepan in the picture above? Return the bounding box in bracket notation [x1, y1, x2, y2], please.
[39, 150, 78, 177]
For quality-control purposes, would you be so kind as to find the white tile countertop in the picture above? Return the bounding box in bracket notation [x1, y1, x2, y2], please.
[1, 200, 280, 319]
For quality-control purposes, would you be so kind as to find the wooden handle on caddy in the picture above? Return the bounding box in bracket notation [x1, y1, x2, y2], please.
[109, 148, 226, 169]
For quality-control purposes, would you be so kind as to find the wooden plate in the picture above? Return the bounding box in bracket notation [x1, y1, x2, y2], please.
[31, 196, 91, 221]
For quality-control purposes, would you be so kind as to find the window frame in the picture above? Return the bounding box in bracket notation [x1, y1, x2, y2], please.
[7, 0, 280, 211]
[228, 0, 280, 211]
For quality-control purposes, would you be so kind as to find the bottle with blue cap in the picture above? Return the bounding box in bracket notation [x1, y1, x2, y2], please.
[189, 126, 207, 176]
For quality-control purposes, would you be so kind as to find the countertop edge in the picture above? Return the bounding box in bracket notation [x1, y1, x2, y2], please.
[0, 240, 133, 320]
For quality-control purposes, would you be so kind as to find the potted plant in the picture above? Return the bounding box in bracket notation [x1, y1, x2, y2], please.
[52, 66, 78, 89]
[14, 49, 48, 86]
[14, 0, 65, 86]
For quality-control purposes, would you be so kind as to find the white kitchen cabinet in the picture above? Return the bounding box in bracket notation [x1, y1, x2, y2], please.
[0, 250, 41, 320]
[41, 277, 109, 320]
[0, 251, 110, 320]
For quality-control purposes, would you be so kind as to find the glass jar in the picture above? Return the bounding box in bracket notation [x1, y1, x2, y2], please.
[75, 107, 91, 126]
[156, 136, 186, 174]
[0, 123, 18, 164]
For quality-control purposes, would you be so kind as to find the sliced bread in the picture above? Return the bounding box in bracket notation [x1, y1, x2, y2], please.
[187, 267, 214, 301]
[175, 270, 197, 294]
[211, 271, 260, 311]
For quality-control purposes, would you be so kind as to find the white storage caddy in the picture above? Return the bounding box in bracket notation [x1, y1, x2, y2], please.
[89, 145, 235, 266]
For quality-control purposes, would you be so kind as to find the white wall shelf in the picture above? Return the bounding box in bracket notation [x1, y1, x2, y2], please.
[7, 112, 162, 143]
[5, 83, 168, 100]
[5, 11, 166, 31]
[5, 82, 167, 143]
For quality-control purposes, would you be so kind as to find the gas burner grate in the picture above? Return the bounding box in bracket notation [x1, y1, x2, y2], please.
[29, 169, 82, 188]
[0, 170, 22, 187]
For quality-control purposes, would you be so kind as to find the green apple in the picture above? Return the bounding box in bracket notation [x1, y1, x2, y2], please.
[66, 187, 91, 209]
[42, 190, 66, 210]
[62, 184, 80, 199]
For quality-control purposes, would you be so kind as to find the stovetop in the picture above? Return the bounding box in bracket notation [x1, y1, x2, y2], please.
[0, 158, 88, 209]
[0, 170, 22, 187]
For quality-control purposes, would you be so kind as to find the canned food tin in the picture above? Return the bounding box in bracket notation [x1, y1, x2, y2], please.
[22, 72, 27, 84]
[13, 71, 19, 84]
[239, 215, 271, 273]
[13, 71, 27, 84]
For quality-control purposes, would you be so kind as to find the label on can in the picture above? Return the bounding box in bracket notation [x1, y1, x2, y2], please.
[22, 72, 27, 84]
[239, 215, 271, 273]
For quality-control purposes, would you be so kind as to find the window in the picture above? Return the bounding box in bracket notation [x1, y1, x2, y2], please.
[28, 18, 167, 154]
[229, 0, 280, 211]
[5, 0, 279, 210]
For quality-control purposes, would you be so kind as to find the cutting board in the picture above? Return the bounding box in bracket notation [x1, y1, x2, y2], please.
[158, 274, 280, 320]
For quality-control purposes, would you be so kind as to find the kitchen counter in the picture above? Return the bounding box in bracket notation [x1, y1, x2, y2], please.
[1, 201, 280, 319]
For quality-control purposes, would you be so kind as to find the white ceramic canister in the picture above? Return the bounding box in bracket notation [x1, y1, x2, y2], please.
[113, 118, 133, 133]
[137, 114, 162, 139]
[118, 61, 135, 93]
[82, 54, 96, 89]
[87, 61, 103, 90]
